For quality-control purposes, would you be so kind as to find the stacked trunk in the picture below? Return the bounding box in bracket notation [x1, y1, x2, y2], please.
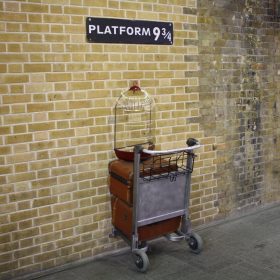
[108, 158, 181, 241]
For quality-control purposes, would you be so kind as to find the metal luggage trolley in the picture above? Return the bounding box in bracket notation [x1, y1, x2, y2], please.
[110, 138, 203, 272]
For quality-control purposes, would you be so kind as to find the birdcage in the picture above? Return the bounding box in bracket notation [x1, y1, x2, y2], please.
[114, 83, 155, 161]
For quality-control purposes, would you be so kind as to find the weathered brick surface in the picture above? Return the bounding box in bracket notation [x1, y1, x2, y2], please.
[197, 0, 280, 216]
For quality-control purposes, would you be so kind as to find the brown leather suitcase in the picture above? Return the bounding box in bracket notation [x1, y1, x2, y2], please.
[111, 196, 181, 241]
[109, 159, 134, 205]
[108, 157, 178, 205]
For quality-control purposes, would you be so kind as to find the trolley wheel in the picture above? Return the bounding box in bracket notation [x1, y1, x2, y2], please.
[133, 250, 149, 272]
[187, 232, 203, 254]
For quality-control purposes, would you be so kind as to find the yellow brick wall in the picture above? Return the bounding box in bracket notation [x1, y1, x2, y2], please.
[0, 0, 218, 278]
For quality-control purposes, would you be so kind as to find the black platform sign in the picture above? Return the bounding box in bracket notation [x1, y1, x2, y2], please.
[86, 17, 173, 45]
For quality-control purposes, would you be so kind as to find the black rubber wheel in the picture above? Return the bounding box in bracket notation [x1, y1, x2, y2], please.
[133, 250, 149, 272]
[188, 232, 203, 254]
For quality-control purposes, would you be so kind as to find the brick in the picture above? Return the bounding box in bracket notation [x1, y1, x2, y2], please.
[43, 14, 70, 24]
[75, 223, 98, 234]
[28, 122, 55, 132]
[33, 196, 58, 207]
[88, 108, 111, 118]
[69, 100, 92, 109]
[85, 0, 107, 7]
[12, 228, 39, 241]
[52, 183, 77, 195]
[19, 256, 33, 267]
[32, 178, 57, 189]
[51, 25, 64, 33]
[4, 2, 20, 11]
[10, 105, 24, 114]
[29, 141, 55, 151]
[53, 201, 78, 213]
[74, 206, 98, 217]
[27, 103, 54, 112]
[34, 214, 59, 227]
[0, 33, 28, 42]
[18, 200, 31, 210]
[71, 154, 95, 164]
[0, 166, 13, 175]
[10, 150, 28, 163]
[51, 166, 76, 176]
[37, 188, 51, 198]
[202, 208, 218, 218]
[5, 134, 32, 144]
[0, 105, 10, 114]
[21, 3, 49, 13]
[46, 34, 71, 44]
[0, 53, 28, 63]
[40, 225, 53, 235]
[13, 125, 27, 134]
[0, 261, 17, 273]
[86, 72, 110, 80]
[9, 191, 36, 202]
[50, 129, 75, 139]
[68, 81, 92, 90]
[48, 112, 73, 121]
[34, 250, 59, 263]
[1, 74, 29, 84]
[73, 189, 96, 200]
[56, 121, 70, 129]
[10, 209, 37, 222]
[64, 6, 87, 15]
[36, 151, 50, 160]
[22, 44, 49, 54]
[29, 159, 56, 171]
[8, 63, 23, 73]
[0, 215, 9, 226]
[22, 23, 49, 33]
[56, 178, 71, 189]
[14, 164, 28, 175]
[102, 8, 125, 17]
[54, 219, 79, 231]
[93, 211, 111, 222]
[24, 63, 51, 73]
[10, 84, 24, 94]
[6, 22, 20, 32]
[28, 13, 42, 22]
[56, 237, 79, 249]
[0, 223, 17, 234]
[0, 252, 13, 263]
[46, 73, 71, 82]
[50, 5, 63, 13]
[0, 126, 11, 135]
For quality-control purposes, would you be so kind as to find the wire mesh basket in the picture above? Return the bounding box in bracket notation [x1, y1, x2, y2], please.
[140, 151, 196, 182]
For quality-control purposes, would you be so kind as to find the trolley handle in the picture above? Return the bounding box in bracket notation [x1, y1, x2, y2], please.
[142, 143, 201, 155]
[142, 144, 201, 155]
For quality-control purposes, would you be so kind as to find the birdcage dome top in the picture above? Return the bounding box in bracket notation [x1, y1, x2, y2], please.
[116, 85, 153, 112]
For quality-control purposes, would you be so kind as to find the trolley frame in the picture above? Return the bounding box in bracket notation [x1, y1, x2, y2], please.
[110, 139, 203, 272]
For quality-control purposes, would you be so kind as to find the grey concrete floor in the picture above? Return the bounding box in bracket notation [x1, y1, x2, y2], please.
[35, 204, 280, 280]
